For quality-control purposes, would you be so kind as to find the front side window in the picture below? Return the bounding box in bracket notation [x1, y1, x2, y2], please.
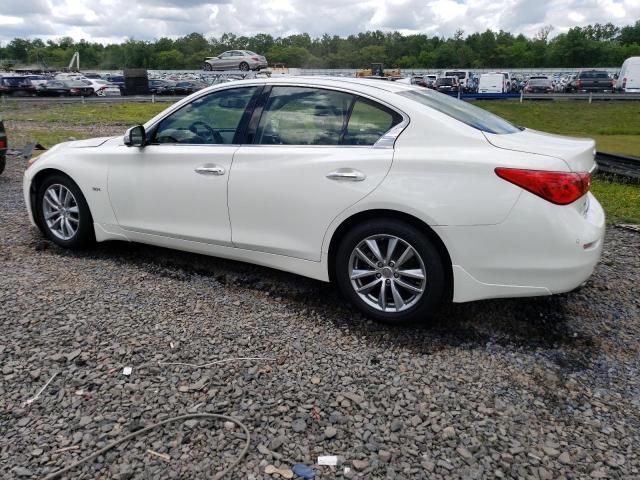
[255, 86, 353, 145]
[154, 87, 257, 145]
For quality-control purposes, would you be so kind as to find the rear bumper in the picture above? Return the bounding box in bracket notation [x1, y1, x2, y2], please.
[436, 192, 605, 303]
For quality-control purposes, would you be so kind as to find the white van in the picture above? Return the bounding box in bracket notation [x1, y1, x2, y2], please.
[478, 73, 506, 93]
[615, 57, 640, 92]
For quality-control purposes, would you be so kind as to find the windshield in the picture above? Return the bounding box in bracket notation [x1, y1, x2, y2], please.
[398, 88, 520, 135]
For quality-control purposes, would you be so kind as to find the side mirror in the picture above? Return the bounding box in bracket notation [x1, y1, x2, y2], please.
[124, 125, 146, 147]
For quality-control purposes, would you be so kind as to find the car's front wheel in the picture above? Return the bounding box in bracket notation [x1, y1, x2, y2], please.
[37, 174, 94, 248]
[203, 62, 212, 71]
[335, 219, 447, 324]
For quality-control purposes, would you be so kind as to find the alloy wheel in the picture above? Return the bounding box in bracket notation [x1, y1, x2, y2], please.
[42, 184, 80, 240]
[348, 234, 427, 313]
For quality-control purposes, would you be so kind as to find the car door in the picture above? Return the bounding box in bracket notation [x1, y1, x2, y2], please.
[108, 86, 260, 245]
[228, 85, 404, 262]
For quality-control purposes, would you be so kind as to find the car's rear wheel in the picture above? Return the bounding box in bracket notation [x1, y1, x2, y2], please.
[203, 62, 212, 71]
[0, 156, 5, 175]
[239, 62, 250, 72]
[335, 219, 446, 324]
[37, 174, 94, 248]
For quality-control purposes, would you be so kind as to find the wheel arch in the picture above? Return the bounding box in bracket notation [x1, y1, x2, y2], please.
[326, 209, 453, 300]
[29, 168, 94, 233]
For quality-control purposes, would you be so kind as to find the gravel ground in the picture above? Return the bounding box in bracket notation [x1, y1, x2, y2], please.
[1, 149, 639, 480]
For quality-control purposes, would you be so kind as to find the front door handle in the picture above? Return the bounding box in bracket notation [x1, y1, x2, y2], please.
[326, 168, 366, 182]
[195, 165, 225, 176]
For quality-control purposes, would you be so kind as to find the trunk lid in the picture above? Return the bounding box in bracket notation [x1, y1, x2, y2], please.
[483, 128, 596, 172]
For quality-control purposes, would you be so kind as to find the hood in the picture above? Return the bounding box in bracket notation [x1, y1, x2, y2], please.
[67, 137, 115, 148]
[483, 128, 595, 172]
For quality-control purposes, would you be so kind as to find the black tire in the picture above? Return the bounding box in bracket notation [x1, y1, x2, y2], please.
[203, 62, 212, 71]
[239, 62, 250, 72]
[0, 156, 5, 175]
[335, 219, 447, 325]
[36, 174, 94, 248]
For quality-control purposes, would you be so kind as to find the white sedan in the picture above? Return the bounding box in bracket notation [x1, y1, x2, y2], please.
[23, 77, 604, 324]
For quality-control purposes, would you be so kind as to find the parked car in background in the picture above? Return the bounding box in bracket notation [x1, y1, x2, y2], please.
[203, 50, 268, 72]
[615, 57, 640, 92]
[24, 75, 50, 89]
[443, 70, 474, 92]
[478, 73, 506, 93]
[0, 118, 6, 175]
[424, 75, 438, 88]
[22, 77, 604, 325]
[435, 76, 459, 93]
[80, 79, 121, 96]
[500, 72, 514, 92]
[172, 81, 207, 95]
[0, 76, 37, 96]
[36, 80, 71, 97]
[63, 80, 95, 97]
[148, 79, 175, 95]
[524, 78, 553, 93]
[566, 70, 613, 93]
[82, 73, 103, 79]
[105, 75, 126, 95]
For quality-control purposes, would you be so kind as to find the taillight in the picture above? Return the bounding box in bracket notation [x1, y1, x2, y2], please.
[70, 88, 79, 93]
[575, 79, 582, 88]
[0, 139, 6, 149]
[495, 168, 591, 205]
[252, 57, 260, 61]
[622, 77, 627, 89]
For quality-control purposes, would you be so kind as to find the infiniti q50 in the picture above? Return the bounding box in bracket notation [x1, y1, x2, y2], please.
[23, 77, 604, 323]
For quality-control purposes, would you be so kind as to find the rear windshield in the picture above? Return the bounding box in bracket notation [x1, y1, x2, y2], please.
[437, 78, 455, 85]
[398, 88, 520, 135]
[579, 71, 609, 79]
[528, 79, 550, 86]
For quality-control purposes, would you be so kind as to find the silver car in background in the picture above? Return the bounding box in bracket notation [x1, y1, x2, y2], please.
[203, 50, 268, 72]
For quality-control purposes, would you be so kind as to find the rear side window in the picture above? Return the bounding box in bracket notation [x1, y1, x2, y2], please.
[344, 99, 402, 146]
[255, 86, 402, 146]
[255, 86, 353, 145]
[398, 88, 520, 135]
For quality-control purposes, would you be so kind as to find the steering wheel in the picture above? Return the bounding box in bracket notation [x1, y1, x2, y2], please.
[189, 121, 224, 144]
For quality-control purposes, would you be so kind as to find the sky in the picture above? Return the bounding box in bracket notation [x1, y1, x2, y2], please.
[0, 0, 638, 44]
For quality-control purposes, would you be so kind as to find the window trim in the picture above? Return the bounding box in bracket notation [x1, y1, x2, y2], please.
[246, 85, 408, 149]
[144, 82, 410, 148]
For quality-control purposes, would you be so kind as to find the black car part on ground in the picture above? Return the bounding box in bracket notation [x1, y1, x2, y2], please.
[0, 119, 7, 175]
[595, 151, 640, 180]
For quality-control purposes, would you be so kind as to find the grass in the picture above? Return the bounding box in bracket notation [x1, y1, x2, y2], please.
[591, 179, 640, 224]
[9, 128, 93, 148]
[1, 102, 168, 125]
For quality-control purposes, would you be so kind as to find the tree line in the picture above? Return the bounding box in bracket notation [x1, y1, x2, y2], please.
[1, 21, 639, 70]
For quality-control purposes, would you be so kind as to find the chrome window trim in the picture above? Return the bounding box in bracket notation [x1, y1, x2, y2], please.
[145, 81, 410, 149]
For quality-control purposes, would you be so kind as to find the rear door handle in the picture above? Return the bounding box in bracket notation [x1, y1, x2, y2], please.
[195, 165, 225, 176]
[326, 168, 366, 182]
